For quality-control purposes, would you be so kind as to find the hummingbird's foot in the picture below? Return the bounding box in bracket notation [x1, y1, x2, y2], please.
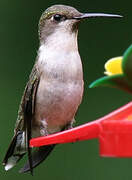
[65, 118, 75, 130]
[40, 120, 49, 136]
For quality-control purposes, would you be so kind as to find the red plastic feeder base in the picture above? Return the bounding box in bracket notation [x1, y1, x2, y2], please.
[100, 120, 132, 157]
[30, 102, 132, 157]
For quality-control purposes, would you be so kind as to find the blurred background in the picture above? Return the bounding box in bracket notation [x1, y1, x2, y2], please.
[0, 0, 132, 179]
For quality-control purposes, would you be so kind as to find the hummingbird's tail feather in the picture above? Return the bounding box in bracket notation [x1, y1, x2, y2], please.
[19, 145, 55, 173]
[2, 131, 26, 171]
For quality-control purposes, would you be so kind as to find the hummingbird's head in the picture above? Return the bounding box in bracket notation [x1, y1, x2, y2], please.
[39, 4, 122, 44]
[38, 5, 82, 43]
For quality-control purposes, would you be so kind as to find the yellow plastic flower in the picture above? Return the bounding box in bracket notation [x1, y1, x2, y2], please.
[104, 56, 123, 76]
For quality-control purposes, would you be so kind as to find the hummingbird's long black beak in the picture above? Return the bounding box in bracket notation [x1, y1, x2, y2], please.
[73, 13, 122, 20]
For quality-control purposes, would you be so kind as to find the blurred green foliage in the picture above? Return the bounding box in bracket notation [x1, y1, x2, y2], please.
[0, 0, 132, 179]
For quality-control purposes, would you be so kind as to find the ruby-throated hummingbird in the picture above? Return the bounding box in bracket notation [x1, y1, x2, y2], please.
[2, 4, 122, 174]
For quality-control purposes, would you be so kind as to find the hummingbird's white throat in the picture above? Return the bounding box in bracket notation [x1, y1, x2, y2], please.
[40, 21, 78, 51]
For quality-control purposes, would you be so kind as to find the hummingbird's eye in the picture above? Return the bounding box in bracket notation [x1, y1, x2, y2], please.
[53, 14, 66, 22]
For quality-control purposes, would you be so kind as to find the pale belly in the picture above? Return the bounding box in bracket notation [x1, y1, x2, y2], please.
[34, 41, 84, 135]
[34, 78, 84, 134]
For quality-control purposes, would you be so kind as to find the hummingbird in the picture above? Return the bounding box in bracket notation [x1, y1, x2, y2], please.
[2, 4, 122, 174]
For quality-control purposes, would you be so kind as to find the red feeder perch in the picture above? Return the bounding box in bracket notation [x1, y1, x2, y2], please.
[30, 102, 132, 157]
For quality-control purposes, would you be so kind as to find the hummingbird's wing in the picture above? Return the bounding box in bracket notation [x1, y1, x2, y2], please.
[3, 65, 56, 174]
[15, 65, 40, 132]
[20, 65, 40, 175]
[18, 66, 56, 174]
[3, 65, 40, 175]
